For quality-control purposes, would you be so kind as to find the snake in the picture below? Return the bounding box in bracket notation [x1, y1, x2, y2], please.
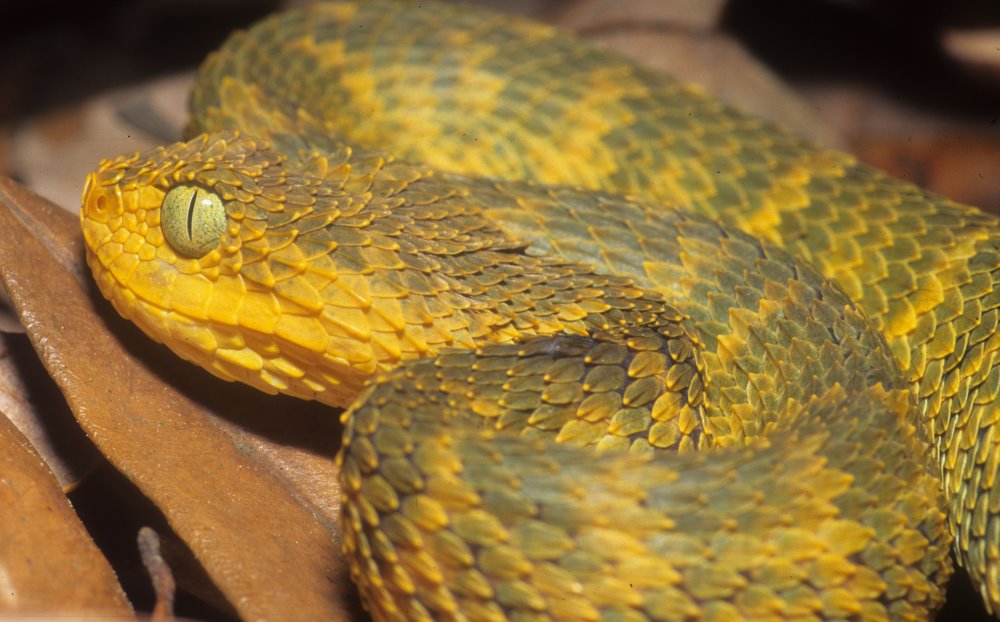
[78, 1, 1000, 620]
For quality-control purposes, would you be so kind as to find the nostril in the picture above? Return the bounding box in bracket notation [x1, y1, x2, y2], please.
[85, 187, 120, 222]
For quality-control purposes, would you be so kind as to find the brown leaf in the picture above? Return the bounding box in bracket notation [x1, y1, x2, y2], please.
[943, 28, 1000, 83]
[0, 405, 131, 616]
[555, 0, 727, 32]
[0, 331, 104, 490]
[0, 176, 362, 620]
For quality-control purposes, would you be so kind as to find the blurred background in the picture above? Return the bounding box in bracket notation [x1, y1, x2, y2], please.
[2, 0, 1000, 619]
[4, 0, 1000, 212]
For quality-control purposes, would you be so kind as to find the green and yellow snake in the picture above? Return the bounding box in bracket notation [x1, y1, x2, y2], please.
[79, 1, 1000, 620]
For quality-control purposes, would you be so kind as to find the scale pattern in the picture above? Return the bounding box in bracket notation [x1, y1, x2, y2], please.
[79, 0, 1000, 619]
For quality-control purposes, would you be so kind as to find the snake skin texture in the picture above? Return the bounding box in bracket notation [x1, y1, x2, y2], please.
[79, 1, 1000, 620]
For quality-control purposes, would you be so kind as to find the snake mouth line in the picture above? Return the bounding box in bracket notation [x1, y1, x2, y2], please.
[85, 245, 370, 406]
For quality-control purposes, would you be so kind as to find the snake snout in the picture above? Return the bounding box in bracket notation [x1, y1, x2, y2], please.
[81, 173, 122, 223]
[80, 172, 127, 254]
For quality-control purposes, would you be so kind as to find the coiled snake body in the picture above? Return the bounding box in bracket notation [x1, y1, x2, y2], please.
[80, 1, 1000, 620]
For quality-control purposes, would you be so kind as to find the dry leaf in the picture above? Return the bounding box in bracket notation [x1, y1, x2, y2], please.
[555, 0, 727, 32]
[0, 405, 131, 616]
[0, 331, 104, 490]
[943, 28, 1000, 83]
[0, 176, 363, 620]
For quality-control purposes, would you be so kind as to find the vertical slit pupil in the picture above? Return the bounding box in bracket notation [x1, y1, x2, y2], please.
[186, 189, 199, 239]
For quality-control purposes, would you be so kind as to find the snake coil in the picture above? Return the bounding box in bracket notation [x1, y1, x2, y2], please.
[81, 1, 1000, 620]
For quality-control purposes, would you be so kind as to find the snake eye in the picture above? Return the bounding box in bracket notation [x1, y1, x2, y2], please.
[160, 184, 227, 258]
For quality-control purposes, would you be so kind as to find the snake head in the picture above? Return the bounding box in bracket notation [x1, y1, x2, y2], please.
[80, 131, 376, 405]
[81, 129, 667, 410]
